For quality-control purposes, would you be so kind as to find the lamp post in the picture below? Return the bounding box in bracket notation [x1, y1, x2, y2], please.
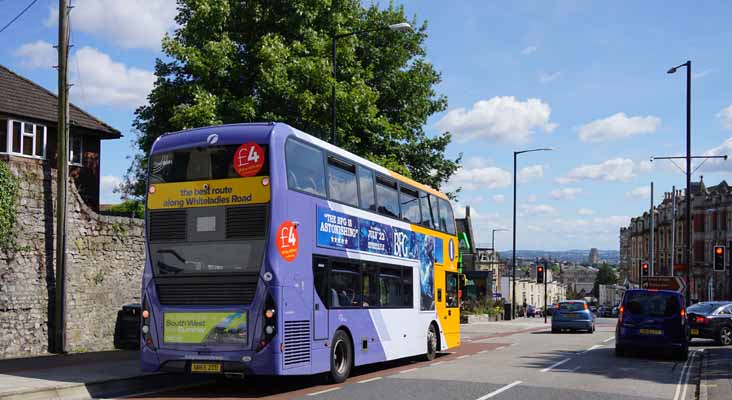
[331, 22, 412, 145]
[492, 228, 508, 253]
[512, 148, 552, 318]
[667, 60, 691, 304]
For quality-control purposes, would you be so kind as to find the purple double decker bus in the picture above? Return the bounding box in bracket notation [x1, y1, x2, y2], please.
[140, 123, 460, 382]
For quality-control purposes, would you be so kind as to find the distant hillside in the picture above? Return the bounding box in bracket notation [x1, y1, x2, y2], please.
[486, 248, 620, 264]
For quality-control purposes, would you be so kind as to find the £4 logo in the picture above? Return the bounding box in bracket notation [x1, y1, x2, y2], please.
[277, 221, 298, 262]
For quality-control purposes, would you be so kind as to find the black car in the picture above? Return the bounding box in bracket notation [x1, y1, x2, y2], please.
[687, 301, 732, 346]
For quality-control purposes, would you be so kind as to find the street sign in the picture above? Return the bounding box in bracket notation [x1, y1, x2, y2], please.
[641, 276, 686, 292]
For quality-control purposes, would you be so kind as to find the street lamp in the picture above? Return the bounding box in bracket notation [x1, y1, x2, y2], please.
[667, 60, 692, 304]
[331, 22, 413, 145]
[512, 148, 552, 318]
[492, 228, 508, 253]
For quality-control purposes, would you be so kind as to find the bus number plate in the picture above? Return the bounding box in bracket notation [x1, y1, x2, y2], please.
[191, 362, 222, 374]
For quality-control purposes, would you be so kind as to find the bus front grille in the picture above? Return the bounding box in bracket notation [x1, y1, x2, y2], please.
[148, 210, 187, 242]
[283, 320, 311, 367]
[226, 205, 268, 239]
[155, 274, 258, 305]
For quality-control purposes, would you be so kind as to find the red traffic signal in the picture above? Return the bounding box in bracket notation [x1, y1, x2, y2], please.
[642, 262, 649, 276]
[536, 265, 545, 283]
[714, 245, 726, 271]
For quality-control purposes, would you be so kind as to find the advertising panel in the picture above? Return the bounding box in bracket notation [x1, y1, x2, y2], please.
[147, 177, 270, 210]
[163, 311, 247, 344]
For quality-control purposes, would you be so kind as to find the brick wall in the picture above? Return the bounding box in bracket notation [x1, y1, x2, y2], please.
[0, 156, 144, 358]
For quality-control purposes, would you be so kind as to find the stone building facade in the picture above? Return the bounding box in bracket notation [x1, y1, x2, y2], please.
[623, 178, 732, 301]
[0, 157, 144, 358]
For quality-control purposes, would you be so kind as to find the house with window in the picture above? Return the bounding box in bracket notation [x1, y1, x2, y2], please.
[0, 65, 121, 209]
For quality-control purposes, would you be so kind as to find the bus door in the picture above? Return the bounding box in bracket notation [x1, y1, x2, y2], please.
[312, 257, 329, 340]
[443, 271, 460, 343]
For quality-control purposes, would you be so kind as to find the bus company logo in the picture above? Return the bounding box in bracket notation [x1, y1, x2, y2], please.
[448, 239, 455, 261]
[233, 143, 265, 177]
[206, 133, 219, 144]
[277, 221, 298, 262]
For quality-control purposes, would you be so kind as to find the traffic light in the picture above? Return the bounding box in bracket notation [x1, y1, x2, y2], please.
[713, 245, 726, 271]
[642, 262, 649, 277]
[537, 265, 545, 284]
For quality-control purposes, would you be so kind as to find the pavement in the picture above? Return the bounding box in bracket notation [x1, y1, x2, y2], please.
[0, 318, 728, 400]
[0, 350, 206, 400]
[699, 344, 732, 400]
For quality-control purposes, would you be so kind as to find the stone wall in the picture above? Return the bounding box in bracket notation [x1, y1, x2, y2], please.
[0, 156, 145, 358]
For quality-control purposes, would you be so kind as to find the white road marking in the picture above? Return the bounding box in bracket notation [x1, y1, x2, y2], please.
[457, 355, 469, 359]
[307, 387, 341, 396]
[358, 377, 383, 383]
[399, 368, 419, 374]
[475, 380, 522, 400]
[603, 336, 615, 343]
[581, 344, 603, 354]
[479, 350, 490, 353]
[541, 358, 571, 372]
[430, 361, 444, 366]
[672, 351, 696, 400]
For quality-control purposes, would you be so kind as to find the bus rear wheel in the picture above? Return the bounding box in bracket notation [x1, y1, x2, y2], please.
[329, 330, 352, 384]
[423, 324, 438, 361]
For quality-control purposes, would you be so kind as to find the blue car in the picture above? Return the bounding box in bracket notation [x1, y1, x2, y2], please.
[552, 300, 595, 333]
[615, 289, 688, 361]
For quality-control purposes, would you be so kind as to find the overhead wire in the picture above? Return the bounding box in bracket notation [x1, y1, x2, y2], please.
[0, 0, 39, 34]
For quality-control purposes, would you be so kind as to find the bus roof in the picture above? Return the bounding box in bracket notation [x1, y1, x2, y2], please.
[155, 122, 449, 200]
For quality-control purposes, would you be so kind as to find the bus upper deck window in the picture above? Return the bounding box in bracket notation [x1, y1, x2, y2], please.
[286, 139, 326, 196]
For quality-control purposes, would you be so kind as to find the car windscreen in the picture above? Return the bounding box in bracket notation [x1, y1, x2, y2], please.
[687, 303, 724, 316]
[625, 292, 680, 317]
[559, 302, 585, 312]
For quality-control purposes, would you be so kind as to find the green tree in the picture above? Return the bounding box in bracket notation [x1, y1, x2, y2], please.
[123, 0, 460, 197]
[593, 263, 618, 296]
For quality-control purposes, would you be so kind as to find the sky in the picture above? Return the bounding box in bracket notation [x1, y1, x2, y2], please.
[2, 0, 732, 251]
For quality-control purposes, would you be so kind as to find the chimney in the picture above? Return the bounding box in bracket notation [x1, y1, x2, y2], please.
[466, 206, 471, 218]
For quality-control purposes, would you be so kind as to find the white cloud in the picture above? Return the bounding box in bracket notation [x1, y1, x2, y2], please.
[492, 195, 505, 204]
[700, 137, 732, 172]
[522, 45, 537, 55]
[100, 176, 123, 204]
[717, 106, 732, 130]
[626, 186, 651, 199]
[443, 158, 511, 192]
[692, 69, 711, 80]
[526, 194, 537, 203]
[578, 208, 595, 216]
[518, 164, 545, 183]
[435, 96, 558, 144]
[637, 160, 654, 173]
[557, 158, 639, 184]
[70, 47, 155, 108]
[14, 41, 56, 68]
[539, 71, 561, 83]
[47, 0, 178, 50]
[578, 113, 660, 143]
[520, 204, 558, 216]
[551, 187, 582, 200]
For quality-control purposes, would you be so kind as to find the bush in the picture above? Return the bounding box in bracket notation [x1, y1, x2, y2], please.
[0, 163, 19, 251]
[104, 200, 144, 219]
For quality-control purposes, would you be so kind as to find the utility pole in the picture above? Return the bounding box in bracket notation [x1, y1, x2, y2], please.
[544, 261, 548, 324]
[650, 182, 654, 277]
[53, 0, 70, 354]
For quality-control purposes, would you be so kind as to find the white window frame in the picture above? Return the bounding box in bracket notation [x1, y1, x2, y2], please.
[70, 135, 84, 166]
[2, 119, 47, 159]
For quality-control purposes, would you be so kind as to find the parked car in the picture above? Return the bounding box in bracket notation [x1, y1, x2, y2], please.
[611, 305, 619, 318]
[526, 305, 537, 317]
[687, 301, 732, 346]
[551, 300, 595, 333]
[615, 289, 688, 360]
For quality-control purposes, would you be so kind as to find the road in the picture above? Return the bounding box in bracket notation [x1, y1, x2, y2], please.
[130, 318, 707, 400]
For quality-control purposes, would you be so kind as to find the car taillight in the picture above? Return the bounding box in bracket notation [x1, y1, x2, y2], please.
[584, 303, 588, 310]
[618, 305, 625, 325]
[257, 293, 277, 352]
[142, 296, 154, 350]
[695, 316, 708, 325]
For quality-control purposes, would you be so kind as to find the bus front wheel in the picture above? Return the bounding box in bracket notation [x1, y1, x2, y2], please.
[329, 330, 352, 383]
[424, 324, 438, 361]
